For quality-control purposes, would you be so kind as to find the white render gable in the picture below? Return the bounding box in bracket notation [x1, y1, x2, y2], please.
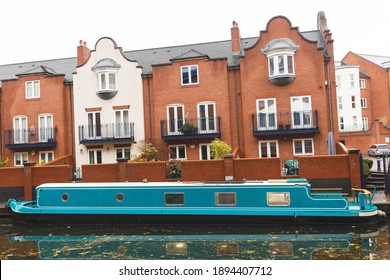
[73, 37, 145, 171]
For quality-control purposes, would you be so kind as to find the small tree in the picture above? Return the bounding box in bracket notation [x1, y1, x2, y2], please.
[0, 156, 9, 168]
[132, 140, 161, 162]
[210, 138, 232, 160]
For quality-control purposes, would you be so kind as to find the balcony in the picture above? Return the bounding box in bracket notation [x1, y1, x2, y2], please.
[79, 123, 135, 145]
[252, 110, 319, 136]
[161, 117, 221, 141]
[4, 128, 56, 149]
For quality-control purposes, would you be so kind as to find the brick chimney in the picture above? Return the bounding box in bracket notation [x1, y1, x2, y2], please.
[317, 11, 332, 42]
[77, 40, 90, 66]
[231, 21, 241, 55]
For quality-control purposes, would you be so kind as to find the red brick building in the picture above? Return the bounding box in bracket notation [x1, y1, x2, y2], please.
[1, 11, 339, 168]
[0, 65, 74, 166]
[339, 52, 390, 152]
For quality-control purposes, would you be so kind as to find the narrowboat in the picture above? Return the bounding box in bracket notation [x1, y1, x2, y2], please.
[7, 179, 386, 225]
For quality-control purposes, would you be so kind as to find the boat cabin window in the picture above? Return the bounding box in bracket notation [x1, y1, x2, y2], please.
[116, 193, 125, 202]
[61, 193, 69, 202]
[215, 192, 236, 206]
[267, 192, 290, 206]
[165, 193, 184, 206]
[217, 242, 239, 256]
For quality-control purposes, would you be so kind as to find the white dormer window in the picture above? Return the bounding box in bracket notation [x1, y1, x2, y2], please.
[262, 38, 299, 86]
[92, 58, 120, 100]
[268, 53, 294, 77]
[97, 72, 117, 91]
[26, 80, 40, 99]
[181, 65, 199, 85]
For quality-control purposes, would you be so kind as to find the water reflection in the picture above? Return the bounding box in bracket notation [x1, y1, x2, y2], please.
[1, 218, 389, 260]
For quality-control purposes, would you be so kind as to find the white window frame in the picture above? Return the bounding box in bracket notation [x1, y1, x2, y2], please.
[293, 138, 314, 156]
[116, 147, 131, 159]
[115, 110, 130, 138]
[351, 96, 356, 109]
[88, 149, 103, 164]
[197, 102, 216, 133]
[39, 151, 54, 164]
[359, 79, 366, 89]
[87, 111, 102, 139]
[169, 145, 187, 160]
[361, 98, 367, 108]
[38, 114, 53, 142]
[258, 140, 279, 158]
[268, 52, 295, 77]
[13, 116, 28, 144]
[362, 117, 369, 131]
[181, 65, 199, 85]
[290, 96, 312, 129]
[14, 152, 29, 166]
[350, 74, 355, 88]
[97, 71, 117, 91]
[25, 80, 40, 99]
[256, 98, 277, 130]
[167, 105, 185, 135]
[338, 96, 343, 110]
[199, 144, 212, 160]
[339, 117, 345, 131]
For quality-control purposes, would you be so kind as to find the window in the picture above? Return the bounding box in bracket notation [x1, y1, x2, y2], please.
[39, 114, 53, 142]
[293, 138, 314, 155]
[267, 192, 290, 206]
[361, 98, 367, 108]
[169, 145, 186, 160]
[350, 74, 355, 88]
[116, 148, 131, 159]
[336, 75, 341, 88]
[268, 54, 294, 77]
[181, 65, 198, 85]
[14, 152, 28, 166]
[39, 151, 54, 163]
[259, 140, 279, 158]
[339, 117, 344, 131]
[291, 96, 312, 128]
[26, 81, 40, 98]
[359, 78, 366, 89]
[88, 112, 101, 138]
[351, 96, 356, 109]
[165, 193, 184, 206]
[362, 117, 369, 131]
[199, 144, 212, 160]
[97, 72, 116, 91]
[13, 116, 28, 144]
[215, 192, 236, 206]
[89, 150, 102, 164]
[257, 99, 277, 130]
[198, 103, 216, 133]
[115, 110, 131, 138]
[338, 96, 343, 110]
[167, 105, 184, 135]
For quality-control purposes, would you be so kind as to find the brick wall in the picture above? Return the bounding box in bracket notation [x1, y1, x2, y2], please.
[126, 161, 166, 182]
[234, 158, 281, 180]
[82, 164, 118, 182]
[181, 160, 225, 181]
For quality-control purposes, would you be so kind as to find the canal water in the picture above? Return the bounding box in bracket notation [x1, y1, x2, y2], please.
[1, 217, 389, 260]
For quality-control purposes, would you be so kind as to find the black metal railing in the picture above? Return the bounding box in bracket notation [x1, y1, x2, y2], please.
[161, 117, 221, 141]
[4, 128, 56, 149]
[252, 110, 319, 136]
[79, 122, 135, 144]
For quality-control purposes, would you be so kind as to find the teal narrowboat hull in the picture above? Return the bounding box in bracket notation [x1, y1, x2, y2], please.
[7, 180, 383, 225]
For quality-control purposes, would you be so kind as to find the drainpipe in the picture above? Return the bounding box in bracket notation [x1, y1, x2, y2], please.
[326, 58, 334, 132]
[146, 75, 152, 141]
[67, 81, 76, 176]
[233, 68, 241, 149]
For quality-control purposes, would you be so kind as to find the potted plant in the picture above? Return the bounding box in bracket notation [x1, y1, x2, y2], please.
[178, 123, 196, 134]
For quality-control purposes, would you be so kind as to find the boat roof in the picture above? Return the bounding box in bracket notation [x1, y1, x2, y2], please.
[38, 179, 309, 188]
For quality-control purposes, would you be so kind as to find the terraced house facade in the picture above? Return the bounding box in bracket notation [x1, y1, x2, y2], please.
[0, 11, 339, 173]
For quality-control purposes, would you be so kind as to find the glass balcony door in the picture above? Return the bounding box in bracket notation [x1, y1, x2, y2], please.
[198, 103, 216, 133]
[257, 99, 277, 130]
[291, 96, 312, 129]
[167, 105, 184, 135]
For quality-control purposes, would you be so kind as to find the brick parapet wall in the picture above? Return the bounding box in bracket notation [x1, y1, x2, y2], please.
[126, 161, 166, 182]
[181, 160, 225, 181]
[82, 164, 118, 182]
[233, 158, 281, 180]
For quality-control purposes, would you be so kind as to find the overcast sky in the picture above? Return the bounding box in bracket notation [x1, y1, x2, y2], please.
[0, 0, 389, 65]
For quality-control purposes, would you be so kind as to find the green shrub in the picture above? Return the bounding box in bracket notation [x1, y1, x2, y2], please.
[210, 138, 232, 160]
